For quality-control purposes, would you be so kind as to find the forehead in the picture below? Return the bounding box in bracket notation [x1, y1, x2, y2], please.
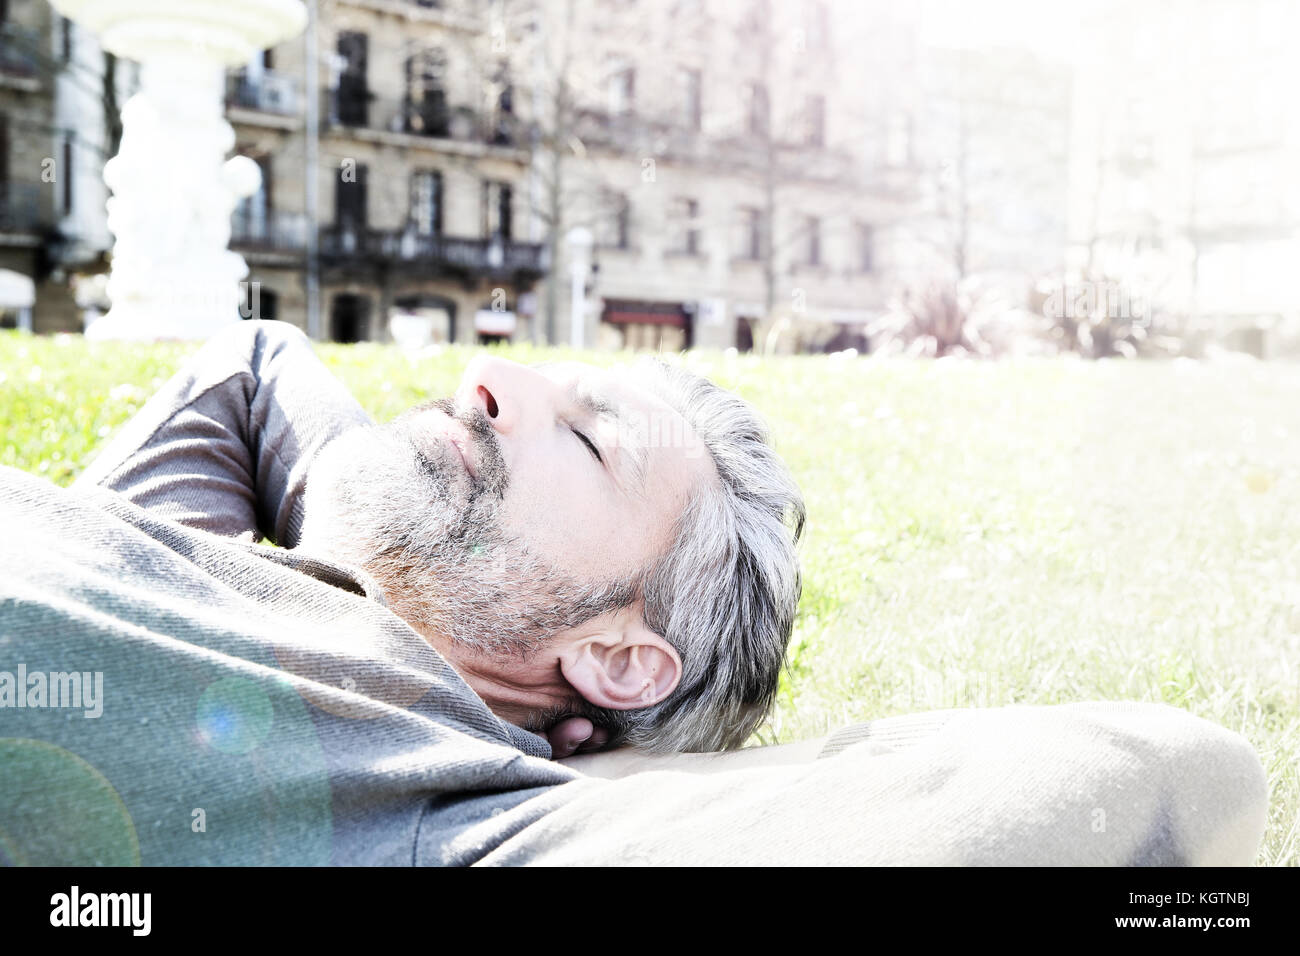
[534, 360, 669, 421]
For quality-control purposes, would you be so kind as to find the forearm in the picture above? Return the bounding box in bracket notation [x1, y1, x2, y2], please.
[75, 321, 372, 545]
[557, 711, 959, 778]
[558, 736, 827, 778]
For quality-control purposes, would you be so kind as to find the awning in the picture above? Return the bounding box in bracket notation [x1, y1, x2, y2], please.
[474, 309, 517, 336]
[822, 309, 877, 325]
[601, 299, 687, 327]
[0, 270, 35, 310]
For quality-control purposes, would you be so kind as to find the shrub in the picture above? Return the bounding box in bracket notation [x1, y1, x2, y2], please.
[1032, 275, 1184, 358]
[868, 278, 1029, 358]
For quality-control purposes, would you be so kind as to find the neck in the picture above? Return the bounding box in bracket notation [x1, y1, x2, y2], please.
[424, 633, 575, 728]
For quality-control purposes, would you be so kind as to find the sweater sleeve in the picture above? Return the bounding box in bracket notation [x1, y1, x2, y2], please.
[74, 320, 373, 547]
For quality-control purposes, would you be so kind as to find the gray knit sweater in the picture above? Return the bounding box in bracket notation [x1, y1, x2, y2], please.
[0, 322, 594, 865]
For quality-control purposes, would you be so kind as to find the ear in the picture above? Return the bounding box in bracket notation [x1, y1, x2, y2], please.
[559, 618, 682, 711]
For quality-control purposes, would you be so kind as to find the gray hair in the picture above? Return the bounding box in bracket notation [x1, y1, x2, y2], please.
[595, 358, 806, 753]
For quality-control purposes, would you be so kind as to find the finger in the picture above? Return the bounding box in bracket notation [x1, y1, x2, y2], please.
[575, 726, 611, 753]
[547, 716, 595, 759]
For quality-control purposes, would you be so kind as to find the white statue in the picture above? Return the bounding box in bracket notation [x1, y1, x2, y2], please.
[50, 0, 307, 340]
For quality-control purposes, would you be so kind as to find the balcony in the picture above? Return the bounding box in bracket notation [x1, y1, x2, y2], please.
[571, 108, 668, 153]
[0, 183, 44, 236]
[340, 0, 482, 26]
[320, 226, 547, 278]
[227, 70, 302, 118]
[0, 24, 41, 81]
[569, 107, 868, 187]
[325, 88, 523, 150]
[230, 209, 309, 254]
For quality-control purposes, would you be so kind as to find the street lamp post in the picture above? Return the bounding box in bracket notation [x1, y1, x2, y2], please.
[49, 0, 308, 340]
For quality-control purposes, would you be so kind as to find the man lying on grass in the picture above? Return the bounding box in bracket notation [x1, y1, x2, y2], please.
[89, 319, 805, 760]
[0, 320, 1269, 865]
[294, 329, 803, 758]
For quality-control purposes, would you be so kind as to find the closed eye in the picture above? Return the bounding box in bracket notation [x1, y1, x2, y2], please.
[571, 427, 603, 463]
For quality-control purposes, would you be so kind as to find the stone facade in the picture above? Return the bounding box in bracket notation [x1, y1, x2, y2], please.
[533, 0, 917, 353]
[1067, 0, 1300, 356]
[6, 0, 1079, 355]
[228, 0, 544, 345]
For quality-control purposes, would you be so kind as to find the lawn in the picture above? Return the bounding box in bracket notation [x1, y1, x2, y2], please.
[2, 329, 1298, 865]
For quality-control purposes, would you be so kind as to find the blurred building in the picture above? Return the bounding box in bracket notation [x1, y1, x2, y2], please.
[1, 0, 1091, 353]
[0, 0, 121, 333]
[1068, 0, 1300, 356]
[537, 0, 919, 352]
[228, 0, 545, 345]
[7, 0, 927, 350]
[1, 0, 546, 342]
[908, 45, 1072, 288]
[226, 0, 1070, 352]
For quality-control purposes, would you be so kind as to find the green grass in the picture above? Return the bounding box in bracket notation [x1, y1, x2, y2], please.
[3, 329, 1298, 865]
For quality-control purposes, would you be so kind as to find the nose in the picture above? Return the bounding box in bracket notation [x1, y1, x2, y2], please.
[457, 355, 555, 436]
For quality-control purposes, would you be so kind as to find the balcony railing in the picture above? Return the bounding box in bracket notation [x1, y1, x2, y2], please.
[227, 70, 301, 116]
[0, 24, 41, 79]
[345, 1, 454, 12]
[326, 88, 522, 148]
[320, 226, 546, 275]
[0, 182, 43, 234]
[230, 209, 308, 252]
[570, 107, 866, 186]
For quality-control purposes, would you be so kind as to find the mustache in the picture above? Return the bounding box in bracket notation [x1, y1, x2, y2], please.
[405, 397, 509, 500]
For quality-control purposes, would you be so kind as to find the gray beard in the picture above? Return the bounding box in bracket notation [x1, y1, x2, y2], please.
[299, 400, 635, 659]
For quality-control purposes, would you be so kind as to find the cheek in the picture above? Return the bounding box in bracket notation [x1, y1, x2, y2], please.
[496, 442, 627, 575]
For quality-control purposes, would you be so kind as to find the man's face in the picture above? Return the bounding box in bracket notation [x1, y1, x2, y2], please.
[302, 356, 713, 662]
[445, 356, 710, 585]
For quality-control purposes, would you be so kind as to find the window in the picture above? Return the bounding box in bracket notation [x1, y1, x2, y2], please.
[673, 198, 700, 255]
[483, 180, 512, 240]
[607, 58, 635, 116]
[0, 113, 9, 185]
[335, 163, 368, 231]
[495, 60, 514, 115]
[745, 82, 769, 137]
[411, 170, 443, 236]
[681, 68, 702, 131]
[804, 95, 825, 147]
[598, 191, 631, 249]
[336, 32, 369, 126]
[738, 207, 763, 260]
[330, 293, 371, 343]
[61, 135, 73, 215]
[234, 154, 272, 241]
[60, 18, 73, 62]
[803, 215, 821, 266]
[489, 59, 515, 145]
[855, 222, 874, 272]
[405, 48, 449, 137]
